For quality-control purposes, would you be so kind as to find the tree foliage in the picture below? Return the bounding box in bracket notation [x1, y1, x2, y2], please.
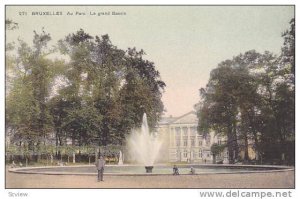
[6, 28, 166, 157]
[198, 19, 295, 165]
[6, 30, 62, 152]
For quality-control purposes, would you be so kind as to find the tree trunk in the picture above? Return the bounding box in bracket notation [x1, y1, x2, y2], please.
[244, 135, 249, 162]
[103, 119, 109, 147]
[55, 129, 59, 157]
[252, 131, 259, 160]
[227, 124, 235, 164]
[232, 122, 239, 161]
[73, 152, 76, 163]
[57, 150, 61, 161]
[78, 150, 81, 163]
[36, 142, 41, 163]
[227, 134, 234, 164]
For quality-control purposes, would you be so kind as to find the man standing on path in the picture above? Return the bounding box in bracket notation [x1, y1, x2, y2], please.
[96, 155, 106, 182]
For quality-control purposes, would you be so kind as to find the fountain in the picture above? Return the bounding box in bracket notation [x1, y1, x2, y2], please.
[127, 113, 163, 173]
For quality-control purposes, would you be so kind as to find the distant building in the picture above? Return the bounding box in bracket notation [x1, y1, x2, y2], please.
[157, 111, 227, 163]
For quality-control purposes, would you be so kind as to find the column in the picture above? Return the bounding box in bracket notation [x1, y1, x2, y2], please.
[188, 126, 191, 162]
[168, 127, 172, 162]
[180, 127, 183, 147]
[169, 126, 172, 147]
[180, 127, 183, 161]
[172, 127, 176, 161]
[188, 126, 191, 147]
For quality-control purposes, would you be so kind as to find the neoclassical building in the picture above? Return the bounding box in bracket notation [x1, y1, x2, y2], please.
[157, 111, 227, 163]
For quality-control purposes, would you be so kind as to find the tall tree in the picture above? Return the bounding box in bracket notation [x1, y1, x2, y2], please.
[280, 18, 295, 76]
[6, 30, 62, 153]
[119, 48, 165, 135]
[198, 41, 294, 165]
[57, 29, 101, 147]
[57, 30, 166, 147]
[198, 63, 239, 164]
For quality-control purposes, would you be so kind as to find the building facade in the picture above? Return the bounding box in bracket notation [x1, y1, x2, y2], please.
[157, 111, 227, 163]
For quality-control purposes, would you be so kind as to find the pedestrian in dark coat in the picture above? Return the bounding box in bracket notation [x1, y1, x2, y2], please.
[173, 165, 179, 175]
[96, 156, 106, 182]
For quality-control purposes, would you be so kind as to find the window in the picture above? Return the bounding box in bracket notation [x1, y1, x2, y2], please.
[177, 150, 180, 158]
[206, 135, 211, 145]
[218, 139, 222, 145]
[199, 140, 202, 146]
[183, 140, 188, 147]
[192, 151, 196, 157]
[183, 127, 188, 136]
[184, 150, 188, 158]
[175, 127, 181, 136]
[199, 150, 202, 158]
[176, 139, 180, 147]
[190, 127, 197, 135]
[191, 139, 195, 147]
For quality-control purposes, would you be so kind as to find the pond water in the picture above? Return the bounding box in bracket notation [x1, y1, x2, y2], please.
[13, 164, 289, 175]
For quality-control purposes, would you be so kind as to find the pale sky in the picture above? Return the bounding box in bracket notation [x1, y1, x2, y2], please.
[6, 6, 294, 117]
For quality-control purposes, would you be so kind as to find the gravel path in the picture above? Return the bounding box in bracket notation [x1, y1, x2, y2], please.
[6, 169, 294, 188]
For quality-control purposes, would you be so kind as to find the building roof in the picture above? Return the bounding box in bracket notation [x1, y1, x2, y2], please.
[158, 111, 198, 125]
[158, 117, 177, 125]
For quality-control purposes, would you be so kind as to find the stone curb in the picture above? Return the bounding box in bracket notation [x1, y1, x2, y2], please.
[8, 164, 294, 176]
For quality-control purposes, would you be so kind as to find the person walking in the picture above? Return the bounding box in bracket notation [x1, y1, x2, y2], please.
[190, 166, 195, 175]
[96, 155, 106, 182]
[173, 165, 179, 175]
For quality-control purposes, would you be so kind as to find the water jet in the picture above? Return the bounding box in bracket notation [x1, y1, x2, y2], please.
[127, 113, 162, 173]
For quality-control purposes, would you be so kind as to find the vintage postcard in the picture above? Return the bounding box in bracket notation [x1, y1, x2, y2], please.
[4, 4, 295, 198]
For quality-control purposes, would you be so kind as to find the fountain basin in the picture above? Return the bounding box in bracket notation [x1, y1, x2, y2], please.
[8, 164, 293, 176]
[145, 166, 153, 173]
